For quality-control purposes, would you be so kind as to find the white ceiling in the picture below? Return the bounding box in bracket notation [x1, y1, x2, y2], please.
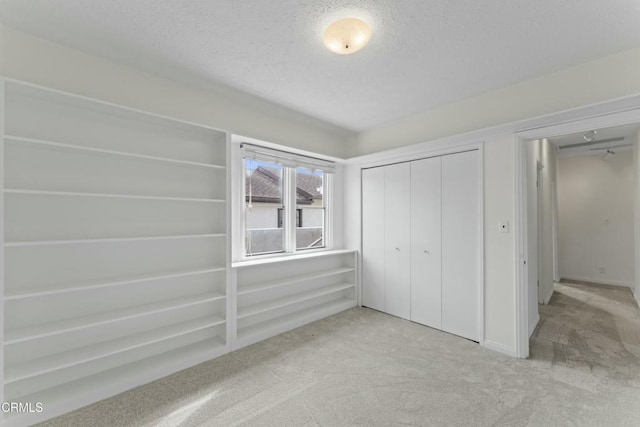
[2, 1, 640, 132]
[548, 123, 639, 157]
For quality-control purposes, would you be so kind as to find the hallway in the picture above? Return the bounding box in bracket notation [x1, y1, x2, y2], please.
[531, 280, 640, 385]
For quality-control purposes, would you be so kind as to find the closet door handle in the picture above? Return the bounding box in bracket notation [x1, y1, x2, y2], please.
[424, 250, 430, 254]
[395, 247, 400, 251]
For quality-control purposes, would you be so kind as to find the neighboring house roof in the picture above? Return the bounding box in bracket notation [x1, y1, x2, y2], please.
[296, 172, 323, 199]
[246, 166, 322, 205]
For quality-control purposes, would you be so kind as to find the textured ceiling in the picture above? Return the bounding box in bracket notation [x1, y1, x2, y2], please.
[2, 1, 640, 131]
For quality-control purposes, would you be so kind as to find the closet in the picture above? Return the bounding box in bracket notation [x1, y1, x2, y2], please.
[361, 150, 480, 341]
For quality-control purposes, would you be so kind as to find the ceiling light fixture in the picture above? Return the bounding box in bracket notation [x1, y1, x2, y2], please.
[583, 130, 597, 143]
[323, 18, 371, 55]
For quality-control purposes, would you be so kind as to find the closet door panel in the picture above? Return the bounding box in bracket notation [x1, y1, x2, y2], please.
[384, 163, 411, 319]
[362, 167, 385, 311]
[410, 157, 442, 328]
[441, 150, 480, 341]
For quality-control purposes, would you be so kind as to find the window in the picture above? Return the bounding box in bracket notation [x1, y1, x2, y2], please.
[295, 167, 324, 249]
[277, 208, 302, 228]
[242, 144, 334, 257]
[244, 158, 285, 255]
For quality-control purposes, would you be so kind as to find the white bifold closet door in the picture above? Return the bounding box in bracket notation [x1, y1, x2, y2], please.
[361, 150, 480, 342]
[362, 166, 385, 311]
[383, 163, 411, 319]
[410, 157, 442, 329]
[441, 150, 480, 341]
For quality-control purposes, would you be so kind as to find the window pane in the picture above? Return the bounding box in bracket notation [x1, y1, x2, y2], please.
[245, 159, 285, 255]
[295, 167, 325, 250]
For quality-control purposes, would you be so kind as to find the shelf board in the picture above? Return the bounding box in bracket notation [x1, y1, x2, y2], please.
[5, 293, 226, 345]
[232, 248, 357, 268]
[237, 283, 355, 319]
[5, 78, 228, 135]
[4, 189, 225, 204]
[4, 134, 226, 170]
[4, 232, 225, 247]
[4, 337, 226, 420]
[238, 267, 355, 296]
[4, 266, 226, 300]
[237, 298, 356, 342]
[5, 316, 225, 384]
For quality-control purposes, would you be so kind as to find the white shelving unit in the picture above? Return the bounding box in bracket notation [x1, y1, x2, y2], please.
[0, 78, 358, 427]
[1, 79, 229, 426]
[233, 250, 358, 349]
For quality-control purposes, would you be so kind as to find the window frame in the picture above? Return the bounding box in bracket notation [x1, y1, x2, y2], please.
[240, 145, 333, 260]
[277, 208, 302, 228]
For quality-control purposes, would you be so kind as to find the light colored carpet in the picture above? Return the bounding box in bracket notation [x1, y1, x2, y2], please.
[40, 281, 640, 426]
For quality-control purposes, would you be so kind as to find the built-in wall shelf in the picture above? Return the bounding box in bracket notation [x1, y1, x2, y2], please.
[237, 267, 355, 296]
[0, 78, 358, 427]
[4, 233, 225, 247]
[5, 267, 226, 300]
[5, 316, 226, 384]
[5, 293, 225, 345]
[236, 298, 356, 345]
[232, 248, 356, 268]
[234, 250, 358, 349]
[4, 134, 226, 170]
[1, 78, 230, 427]
[6, 338, 227, 426]
[4, 188, 225, 204]
[238, 283, 355, 319]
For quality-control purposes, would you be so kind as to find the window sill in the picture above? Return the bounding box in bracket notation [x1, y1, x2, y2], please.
[232, 248, 357, 269]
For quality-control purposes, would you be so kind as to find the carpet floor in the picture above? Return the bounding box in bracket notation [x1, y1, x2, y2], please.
[41, 281, 640, 426]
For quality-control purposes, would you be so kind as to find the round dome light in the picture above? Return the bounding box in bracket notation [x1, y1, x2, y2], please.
[323, 18, 371, 55]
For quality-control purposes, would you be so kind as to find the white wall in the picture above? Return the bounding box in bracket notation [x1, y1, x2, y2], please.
[5, 20, 640, 355]
[355, 46, 640, 156]
[483, 136, 516, 350]
[0, 25, 352, 158]
[348, 46, 640, 353]
[557, 152, 635, 287]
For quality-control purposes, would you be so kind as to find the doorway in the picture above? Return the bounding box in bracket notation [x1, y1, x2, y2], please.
[514, 111, 640, 358]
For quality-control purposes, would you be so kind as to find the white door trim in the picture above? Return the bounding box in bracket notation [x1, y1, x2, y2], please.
[513, 136, 529, 358]
[477, 144, 485, 345]
[513, 106, 640, 358]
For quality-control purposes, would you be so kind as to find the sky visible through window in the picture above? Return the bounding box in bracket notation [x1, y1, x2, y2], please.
[245, 159, 282, 171]
[245, 159, 323, 176]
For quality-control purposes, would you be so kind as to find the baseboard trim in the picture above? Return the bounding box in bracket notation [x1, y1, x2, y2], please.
[482, 340, 517, 358]
[560, 275, 633, 288]
[529, 313, 540, 338]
